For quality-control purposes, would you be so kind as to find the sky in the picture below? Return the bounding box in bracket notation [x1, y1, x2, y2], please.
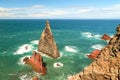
[0, 0, 120, 19]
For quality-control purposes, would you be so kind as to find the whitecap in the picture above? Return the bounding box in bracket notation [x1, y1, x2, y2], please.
[82, 32, 93, 38]
[13, 44, 33, 55]
[30, 40, 39, 45]
[81, 32, 102, 39]
[17, 55, 31, 65]
[64, 46, 78, 53]
[91, 44, 105, 50]
[20, 74, 32, 80]
[53, 62, 64, 68]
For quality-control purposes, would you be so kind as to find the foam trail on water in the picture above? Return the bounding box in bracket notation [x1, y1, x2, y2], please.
[14, 44, 33, 55]
[30, 40, 39, 45]
[64, 46, 78, 53]
[91, 44, 105, 50]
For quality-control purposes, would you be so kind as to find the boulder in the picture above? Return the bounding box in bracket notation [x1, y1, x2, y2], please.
[32, 76, 39, 80]
[87, 49, 101, 59]
[101, 34, 111, 40]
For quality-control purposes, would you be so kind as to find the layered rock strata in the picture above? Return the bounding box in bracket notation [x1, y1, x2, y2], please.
[38, 20, 60, 58]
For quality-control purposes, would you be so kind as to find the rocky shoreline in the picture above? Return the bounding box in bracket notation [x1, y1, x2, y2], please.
[68, 25, 120, 80]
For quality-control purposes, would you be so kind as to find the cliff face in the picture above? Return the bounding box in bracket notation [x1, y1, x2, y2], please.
[68, 25, 120, 80]
[38, 20, 60, 58]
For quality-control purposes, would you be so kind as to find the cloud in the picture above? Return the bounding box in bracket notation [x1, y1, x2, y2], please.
[0, 4, 120, 19]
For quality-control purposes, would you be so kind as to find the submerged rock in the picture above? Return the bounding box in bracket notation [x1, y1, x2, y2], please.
[101, 34, 111, 41]
[32, 76, 39, 80]
[68, 25, 120, 80]
[23, 51, 47, 75]
[38, 20, 60, 58]
[87, 49, 101, 59]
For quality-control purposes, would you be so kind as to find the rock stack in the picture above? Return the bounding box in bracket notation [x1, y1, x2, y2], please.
[38, 20, 60, 58]
[68, 25, 120, 80]
[23, 51, 47, 75]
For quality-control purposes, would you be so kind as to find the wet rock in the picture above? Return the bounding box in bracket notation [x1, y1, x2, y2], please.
[23, 51, 47, 75]
[32, 76, 39, 80]
[101, 34, 111, 41]
[87, 49, 101, 59]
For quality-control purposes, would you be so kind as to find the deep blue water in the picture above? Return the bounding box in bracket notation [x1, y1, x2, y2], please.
[0, 19, 120, 80]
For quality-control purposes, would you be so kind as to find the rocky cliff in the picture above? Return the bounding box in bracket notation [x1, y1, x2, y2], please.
[68, 25, 120, 80]
[38, 20, 60, 58]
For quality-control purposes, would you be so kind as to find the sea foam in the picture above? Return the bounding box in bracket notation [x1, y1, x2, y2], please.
[81, 32, 101, 39]
[91, 44, 105, 50]
[14, 44, 33, 55]
[53, 62, 64, 68]
[30, 40, 39, 45]
[20, 74, 32, 80]
[64, 46, 78, 53]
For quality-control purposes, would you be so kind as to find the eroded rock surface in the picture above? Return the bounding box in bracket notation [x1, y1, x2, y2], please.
[23, 51, 47, 75]
[38, 20, 60, 58]
[68, 25, 120, 80]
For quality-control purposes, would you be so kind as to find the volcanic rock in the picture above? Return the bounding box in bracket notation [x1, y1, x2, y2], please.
[38, 20, 60, 58]
[23, 51, 47, 75]
[68, 25, 120, 80]
[87, 49, 101, 59]
[101, 34, 111, 41]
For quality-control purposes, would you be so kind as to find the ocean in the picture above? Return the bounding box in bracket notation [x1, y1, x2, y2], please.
[0, 19, 120, 80]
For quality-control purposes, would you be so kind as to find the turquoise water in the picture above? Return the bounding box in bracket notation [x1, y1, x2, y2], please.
[0, 19, 120, 80]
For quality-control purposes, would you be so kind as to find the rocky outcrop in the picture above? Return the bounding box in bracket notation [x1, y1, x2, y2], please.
[101, 34, 111, 41]
[32, 76, 39, 80]
[87, 49, 101, 59]
[23, 51, 47, 75]
[68, 25, 120, 80]
[38, 20, 60, 58]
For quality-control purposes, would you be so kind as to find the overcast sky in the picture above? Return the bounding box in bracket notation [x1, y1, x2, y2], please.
[0, 0, 120, 19]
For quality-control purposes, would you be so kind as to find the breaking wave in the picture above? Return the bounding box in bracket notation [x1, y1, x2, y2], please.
[91, 44, 105, 50]
[81, 32, 101, 39]
[13, 44, 33, 55]
[19, 74, 32, 80]
[64, 46, 78, 53]
[30, 40, 39, 45]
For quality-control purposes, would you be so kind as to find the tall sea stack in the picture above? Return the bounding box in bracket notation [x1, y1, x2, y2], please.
[38, 20, 60, 58]
[68, 25, 120, 80]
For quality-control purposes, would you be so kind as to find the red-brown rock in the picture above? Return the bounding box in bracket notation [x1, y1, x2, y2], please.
[87, 49, 101, 59]
[32, 76, 39, 80]
[23, 51, 47, 75]
[101, 34, 111, 40]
